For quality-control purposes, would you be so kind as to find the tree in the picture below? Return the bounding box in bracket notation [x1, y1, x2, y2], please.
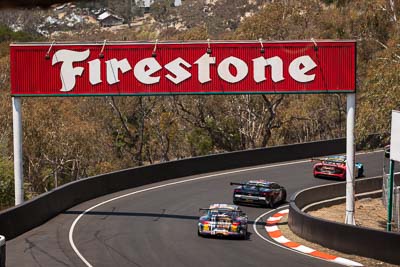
[108, 0, 144, 27]
[176, 0, 208, 30]
[176, 0, 257, 38]
[22, 98, 115, 193]
[0, 158, 14, 209]
[357, 28, 400, 146]
[0, 9, 45, 37]
[151, 0, 177, 27]
[235, 0, 323, 40]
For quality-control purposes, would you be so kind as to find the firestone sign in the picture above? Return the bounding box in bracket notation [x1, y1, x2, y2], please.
[10, 41, 356, 96]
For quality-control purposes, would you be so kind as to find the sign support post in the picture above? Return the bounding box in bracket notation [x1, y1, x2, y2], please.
[387, 110, 400, 231]
[12, 97, 23, 205]
[345, 93, 356, 225]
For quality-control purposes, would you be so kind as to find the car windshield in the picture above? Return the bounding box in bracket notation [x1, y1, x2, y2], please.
[324, 159, 345, 165]
[243, 184, 270, 190]
[324, 156, 346, 164]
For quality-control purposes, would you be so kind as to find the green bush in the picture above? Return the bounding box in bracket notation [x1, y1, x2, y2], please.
[0, 24, 39, 57]
[0, 24, 35, 42]
[188, 129, 213, 156]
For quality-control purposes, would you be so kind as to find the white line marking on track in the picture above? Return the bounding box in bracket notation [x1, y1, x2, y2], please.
[70, 150, 383, 266]
[69, 159, 317, 266]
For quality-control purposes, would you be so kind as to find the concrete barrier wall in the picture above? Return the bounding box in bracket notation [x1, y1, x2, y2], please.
[289, 175, 400, 265]
[0, 138, 346, 240]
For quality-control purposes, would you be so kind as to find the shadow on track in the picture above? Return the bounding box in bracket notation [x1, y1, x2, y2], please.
[63, 210, 266, 226]
[199, 232, 253, 241]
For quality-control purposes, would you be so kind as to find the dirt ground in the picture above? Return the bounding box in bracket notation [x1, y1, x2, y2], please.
[279, 198, 399, 267]
[309, 198, 397, 231]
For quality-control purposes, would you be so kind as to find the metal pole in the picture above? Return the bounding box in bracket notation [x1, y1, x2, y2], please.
[12, 97, 24, 205]
[387, 159, 395, 231]
[345, 93, 356, 225]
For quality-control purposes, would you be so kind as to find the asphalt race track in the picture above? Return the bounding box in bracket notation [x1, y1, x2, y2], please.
[7, 151, 385, 267]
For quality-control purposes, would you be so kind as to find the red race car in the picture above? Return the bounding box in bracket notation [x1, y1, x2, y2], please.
[312, 155, 364, 180]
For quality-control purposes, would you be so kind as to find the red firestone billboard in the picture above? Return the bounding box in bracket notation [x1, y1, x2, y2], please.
[10, 41, 356, 96]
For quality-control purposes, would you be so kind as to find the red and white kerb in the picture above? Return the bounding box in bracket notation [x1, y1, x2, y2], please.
[265, 209, 363, 266]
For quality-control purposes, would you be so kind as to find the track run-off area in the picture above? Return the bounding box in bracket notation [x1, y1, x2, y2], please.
[7, 150, 384, 267]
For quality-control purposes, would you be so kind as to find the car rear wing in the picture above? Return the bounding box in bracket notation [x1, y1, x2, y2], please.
[199, 208, 211, 211]
[231, 182, 271, 188]
[230, 182, 246, 186]
[311, 157, 346, 164]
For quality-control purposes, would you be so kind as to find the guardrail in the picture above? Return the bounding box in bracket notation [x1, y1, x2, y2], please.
[289, 175, 400, 265]
[0, 235, 5, 267]
[0, 138, 346, 241]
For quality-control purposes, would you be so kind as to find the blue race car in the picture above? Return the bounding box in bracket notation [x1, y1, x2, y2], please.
[230, 180, 287, 208]
[198, 204, 248, 239]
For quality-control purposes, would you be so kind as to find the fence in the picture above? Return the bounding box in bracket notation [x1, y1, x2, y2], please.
[382, 158, 400, 231]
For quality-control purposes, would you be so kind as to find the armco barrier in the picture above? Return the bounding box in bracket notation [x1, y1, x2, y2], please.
[0, 235, 5, 267]
[0, 138, 346, 240]
[289, 175, 400, 265]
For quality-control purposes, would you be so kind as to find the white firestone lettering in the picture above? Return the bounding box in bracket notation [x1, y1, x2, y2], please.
[217, 56, 248, 83]
[88, 59, 102, 85]
[52, 49, 90, 92]
[194, 53, 216, 84]
[253, 56, 284, 83]
[165, 57, 192, 84]
[52, 49, 318, 91]
[288, 55, 317, 83]
[134, 57, 162, 85]
[106, 58, 132, 85]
